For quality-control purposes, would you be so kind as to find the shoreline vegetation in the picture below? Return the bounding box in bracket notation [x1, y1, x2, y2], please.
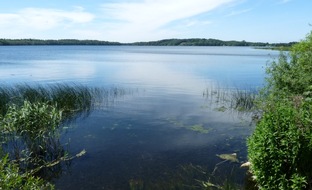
[0, 38, 296, 48]
[0, 84, 128, 189]
[247, 31, 312, 189]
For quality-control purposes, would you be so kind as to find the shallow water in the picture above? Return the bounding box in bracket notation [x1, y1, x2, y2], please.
[0, 46, 278, 189]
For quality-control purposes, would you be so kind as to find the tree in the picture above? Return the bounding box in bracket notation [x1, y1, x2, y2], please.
[265, 31, 312, 96]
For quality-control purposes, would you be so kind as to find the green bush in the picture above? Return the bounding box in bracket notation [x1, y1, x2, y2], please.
[248, 31, 312, 189]
[265, 31, 312, 96]
[248, 100, 312, 189]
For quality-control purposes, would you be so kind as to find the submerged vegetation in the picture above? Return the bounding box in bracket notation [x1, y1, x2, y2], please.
[247, 31, 312, 189]
[127, 162, 243, 190]
[189, 124, 210, 134]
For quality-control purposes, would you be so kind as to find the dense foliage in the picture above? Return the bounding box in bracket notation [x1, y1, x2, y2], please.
[265, 31, 312, 96]
[247, 31, 312, 189]
[248, 100, 312, 189]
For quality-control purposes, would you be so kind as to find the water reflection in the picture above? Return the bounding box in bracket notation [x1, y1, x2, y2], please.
[54, 88, 253, 189]
[0, 46, 278, 89]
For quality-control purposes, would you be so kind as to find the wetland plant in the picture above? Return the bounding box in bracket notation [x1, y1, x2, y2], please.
[230, 89, 256, 111]
[203, 86, 257, 112]
[0, 153, 54, 189]
[0, 101, 63, 189]
[0, 83, 128, 118]
[0, 101, 66, 176]
[0, 83, 117, 188]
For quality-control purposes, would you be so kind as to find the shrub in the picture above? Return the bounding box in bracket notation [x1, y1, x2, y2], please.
[265, 31, 312, 96]
[248, 100, 312, 189]
[248, 31, 312, 189]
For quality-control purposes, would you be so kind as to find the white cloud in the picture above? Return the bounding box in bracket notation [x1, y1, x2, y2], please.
[0, 7, 94, 31]
[100, 0, 236, 42]
[225, 8, 252, 17]
[182, 19, 212, 27]
[0, 0, 237, 41]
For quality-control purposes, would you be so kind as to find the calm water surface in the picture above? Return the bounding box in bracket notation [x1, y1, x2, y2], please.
[0, 46, 278, 189]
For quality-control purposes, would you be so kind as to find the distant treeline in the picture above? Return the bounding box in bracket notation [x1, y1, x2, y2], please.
[0, 39, 121, 46]
[131, 38, 297, 47]
[0, 38, 296, 47]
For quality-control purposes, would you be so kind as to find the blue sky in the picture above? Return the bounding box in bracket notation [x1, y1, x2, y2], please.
[0, 0, 311, 43]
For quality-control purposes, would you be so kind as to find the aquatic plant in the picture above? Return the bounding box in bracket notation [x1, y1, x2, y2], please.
[0, 153, 54, 190]
[188, 124, 210, 134]
[0, 101, 65, 175]
[230, 89, 256, 111]
[203, 86, 257, 112]
[0, 83, 131, 188]
[0, 83, 128, 119]
[0, 101, 64, 189]
[216, 153, 239, 163]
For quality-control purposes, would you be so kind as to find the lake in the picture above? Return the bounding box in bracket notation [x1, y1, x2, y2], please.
[0, 46, 278, 189]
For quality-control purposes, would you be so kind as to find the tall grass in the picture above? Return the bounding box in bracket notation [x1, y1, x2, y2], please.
[230, 89, 256, 111]
[0, 83, 127, 118]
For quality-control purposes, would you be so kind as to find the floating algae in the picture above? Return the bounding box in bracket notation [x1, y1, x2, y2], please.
[216, 153, 239, 163]
[166, 117, 210, 134]
[188, 124, 210, 134]
[214, 106, 227, 112]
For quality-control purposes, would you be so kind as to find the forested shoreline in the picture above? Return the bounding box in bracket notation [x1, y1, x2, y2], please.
[0, 38, 296, 47]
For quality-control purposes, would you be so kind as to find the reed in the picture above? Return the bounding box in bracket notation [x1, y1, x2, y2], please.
[0, 83, 128, 118]
[0, 83, 129, 187]
[203, 86, 257, 112]
[230, 89, 257, 111]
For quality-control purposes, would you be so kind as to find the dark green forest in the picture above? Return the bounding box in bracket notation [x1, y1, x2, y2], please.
[0, 38, 296, 47]
[0, 39, 121, 46]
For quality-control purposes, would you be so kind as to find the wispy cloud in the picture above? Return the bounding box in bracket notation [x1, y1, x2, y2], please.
[0, 0, 238, 41]
[100, 0, 236, 42]
[184, 20, 212, 27]
[225, 8, 252, 17]
[0, 7, 94, 30]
